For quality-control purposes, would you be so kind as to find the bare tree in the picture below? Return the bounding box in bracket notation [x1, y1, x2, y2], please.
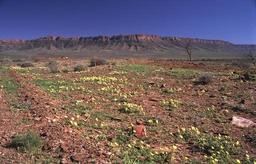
[184, 41, 192, 61]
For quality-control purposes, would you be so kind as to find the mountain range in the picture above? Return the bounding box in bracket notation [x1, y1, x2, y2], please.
[0, 34, 255, 59]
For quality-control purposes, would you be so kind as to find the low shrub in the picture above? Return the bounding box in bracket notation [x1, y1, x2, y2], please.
[62, 69, 69, 73]
[194, 74, 212, 85]
[47, 61, 59, 73]
[8, 131, 42, 153]
[74, 64, 86, 72]
[20, 62, 34, 68]
[89, 58, 107, 67]
[241, 71, 256, 81]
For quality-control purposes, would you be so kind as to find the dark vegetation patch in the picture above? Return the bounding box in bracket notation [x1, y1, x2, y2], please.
[19, 62, 34, 68]
[8, 131, 42, 153]
[47, 61, 59, 73]
[89, 58, 108, 67]
[194, 74, 213, 85]
[74, 64, 86, 72]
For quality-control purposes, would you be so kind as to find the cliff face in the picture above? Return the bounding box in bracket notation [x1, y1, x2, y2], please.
[0, 34, 255, 58]
[0, 34, 233, 49]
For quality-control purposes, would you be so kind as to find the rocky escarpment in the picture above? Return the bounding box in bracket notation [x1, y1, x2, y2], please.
[0, 34, 255, 58]
[0, 34, 233, 50]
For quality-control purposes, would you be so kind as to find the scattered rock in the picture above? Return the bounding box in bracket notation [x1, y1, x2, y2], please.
[148, 81, 155, 85]
[134, 122, 147, 138]
[148, 97, 159, 102]
[231, 116, 256, 128]
[160, 84, 167, 88]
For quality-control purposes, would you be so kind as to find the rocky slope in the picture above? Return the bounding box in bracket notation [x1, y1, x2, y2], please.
[0, 34, 255, 59]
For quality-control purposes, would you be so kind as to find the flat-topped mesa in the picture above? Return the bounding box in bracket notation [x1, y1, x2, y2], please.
[109, 34, 162, 42]
[0, 39, 25, 45]
[182, 38, 232, 45]
[23, 34, 233, 45]
[162, 37, 232, 45]
[1, 34, 255, 54]
[36, 36, 58, 41]
[77, 34, 162, 42]
[35, 36, 79, 41]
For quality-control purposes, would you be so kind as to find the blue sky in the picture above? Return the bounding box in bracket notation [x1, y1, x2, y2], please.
[0, 0, 255, 44]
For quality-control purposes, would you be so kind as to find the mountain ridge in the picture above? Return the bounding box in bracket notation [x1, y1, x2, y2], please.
[0, 34, 255, 59]
[0, 34, 234, 44]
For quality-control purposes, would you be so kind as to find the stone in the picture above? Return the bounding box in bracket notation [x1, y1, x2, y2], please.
[135, 125, 147, 138]
[231, 116, 256, 128]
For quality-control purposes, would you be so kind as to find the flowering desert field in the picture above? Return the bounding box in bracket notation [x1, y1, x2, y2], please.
[0, 58, 255, 163]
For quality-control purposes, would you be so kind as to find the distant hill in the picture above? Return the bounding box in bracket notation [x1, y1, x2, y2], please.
[0, 34, 255, 59]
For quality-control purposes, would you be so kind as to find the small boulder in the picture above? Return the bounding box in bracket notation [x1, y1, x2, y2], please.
[134, 121, 147, 138]
[231, 116, 256, 128]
